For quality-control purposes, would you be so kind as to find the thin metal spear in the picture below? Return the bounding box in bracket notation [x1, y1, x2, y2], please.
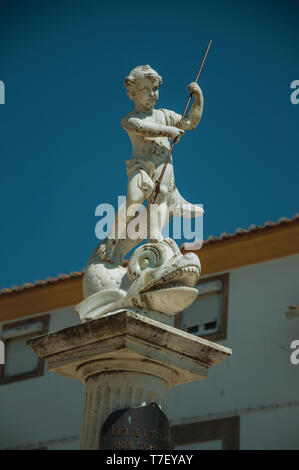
[151, 40, 212, 203]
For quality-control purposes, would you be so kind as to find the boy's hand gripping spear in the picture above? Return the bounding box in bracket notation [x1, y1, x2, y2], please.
[151, 40, 212, 204]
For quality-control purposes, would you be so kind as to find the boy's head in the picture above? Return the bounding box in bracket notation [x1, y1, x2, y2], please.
[124, 65, 162, 111]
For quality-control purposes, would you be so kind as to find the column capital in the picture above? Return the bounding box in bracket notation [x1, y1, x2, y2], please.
[28, 310, 231, 388]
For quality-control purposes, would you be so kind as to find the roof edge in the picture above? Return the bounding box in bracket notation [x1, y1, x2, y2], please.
[1, 214, 298, 299]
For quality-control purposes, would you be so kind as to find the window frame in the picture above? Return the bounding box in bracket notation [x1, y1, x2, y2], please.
[0, 314, 49, 385]
[172, 416, 239, 450]
[174, 273, 229, 342]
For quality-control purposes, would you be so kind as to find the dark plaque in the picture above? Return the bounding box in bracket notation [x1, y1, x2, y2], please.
[102, 402, 172, 450]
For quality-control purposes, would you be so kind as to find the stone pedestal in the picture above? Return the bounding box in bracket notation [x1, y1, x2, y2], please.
[28, 310, 231, 450]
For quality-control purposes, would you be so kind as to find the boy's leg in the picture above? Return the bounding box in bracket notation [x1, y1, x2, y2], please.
[109, 170, 146, 241]
[127, 170, 146, 204]
[147, 184, 168, 241]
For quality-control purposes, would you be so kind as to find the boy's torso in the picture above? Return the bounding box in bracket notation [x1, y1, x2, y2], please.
[125, 108, 176, 166]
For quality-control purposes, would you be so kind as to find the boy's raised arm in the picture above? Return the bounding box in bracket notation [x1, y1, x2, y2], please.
[165, 83, 204, 131]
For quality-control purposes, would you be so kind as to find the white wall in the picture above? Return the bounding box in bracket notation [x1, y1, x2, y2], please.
[0, 306, 84, 450]
[1, 253, 298, 449]
[168, 254, 299, 449]
[240, 405, 299, 450]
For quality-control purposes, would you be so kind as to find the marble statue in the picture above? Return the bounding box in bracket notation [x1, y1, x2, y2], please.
[75, 65, 204, 322]
[76, 238, 201, 321]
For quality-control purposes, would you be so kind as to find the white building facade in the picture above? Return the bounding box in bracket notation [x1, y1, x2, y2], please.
[0, 216, 298, 450]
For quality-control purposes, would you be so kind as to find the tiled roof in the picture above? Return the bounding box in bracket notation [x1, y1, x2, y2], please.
[181, 213, 299, 248]
[0, 271, 84, 296]
[1, 213, 298, 297]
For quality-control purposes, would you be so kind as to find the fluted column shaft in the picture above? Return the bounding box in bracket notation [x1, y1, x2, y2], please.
[79, 371, 168, 450]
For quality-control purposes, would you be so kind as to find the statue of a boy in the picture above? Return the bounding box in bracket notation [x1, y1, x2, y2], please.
[77, 65, 205, 319]
[103, 65, 204, 262]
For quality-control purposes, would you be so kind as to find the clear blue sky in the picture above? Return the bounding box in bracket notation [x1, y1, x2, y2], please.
[0, 0, 298, 289]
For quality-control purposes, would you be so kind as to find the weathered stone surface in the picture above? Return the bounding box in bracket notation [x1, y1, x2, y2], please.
[76, 239, 201, 321]
[28, 310, 231, 387]
[28, 311, 231, 449]
[75, 65, 204, 323]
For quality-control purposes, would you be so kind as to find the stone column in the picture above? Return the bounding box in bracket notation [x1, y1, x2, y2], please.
[28, 310, 231, 450]
[80, 372, 168, 449]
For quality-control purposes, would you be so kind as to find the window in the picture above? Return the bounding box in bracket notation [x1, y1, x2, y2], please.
[172, 416, 239, 450]
[0, 315, 49, 385]
[175, 273, 229, 341]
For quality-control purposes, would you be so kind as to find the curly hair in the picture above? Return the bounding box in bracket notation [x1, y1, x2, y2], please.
[124, 65, 162, 101]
